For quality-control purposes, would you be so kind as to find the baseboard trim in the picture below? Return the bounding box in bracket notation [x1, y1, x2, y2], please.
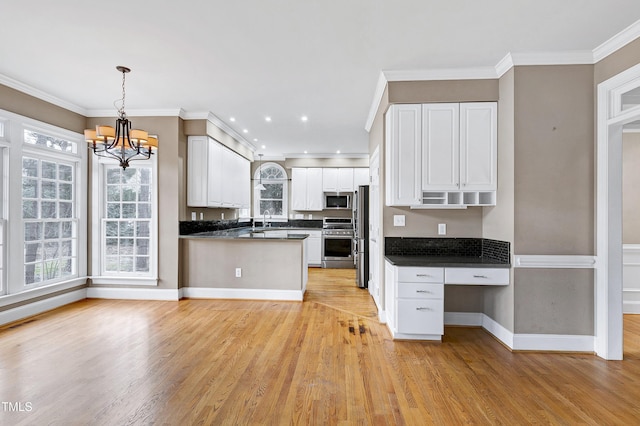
[0, 288, 87, 326]
[181, 287, 304, 302]
[86, 287, 180, 301]
[623, 300, 640, 314]
[445, 312, 594, 352]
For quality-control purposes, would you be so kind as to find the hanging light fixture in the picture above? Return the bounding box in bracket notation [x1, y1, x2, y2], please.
[254, 154, 266, 190]
[84, 66, 157, 169]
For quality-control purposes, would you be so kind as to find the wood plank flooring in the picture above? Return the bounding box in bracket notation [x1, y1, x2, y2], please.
[1, 268, 640, 425]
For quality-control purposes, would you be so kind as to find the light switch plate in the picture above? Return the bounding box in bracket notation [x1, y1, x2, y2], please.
[393, 215, 406, 227]
[438, 223, 446, 235]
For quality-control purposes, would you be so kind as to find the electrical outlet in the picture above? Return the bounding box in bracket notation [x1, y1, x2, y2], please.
[393, 215, 405, 227]
[200, 212, 204, 220]
[221, 213, 225, 220]
[191, 211, 196, 221]
[235, 268, 242, 278]
[438, 223, 447, 235]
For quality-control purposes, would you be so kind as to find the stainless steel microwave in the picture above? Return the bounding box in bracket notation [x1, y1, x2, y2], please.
[324, 193, 352, 210]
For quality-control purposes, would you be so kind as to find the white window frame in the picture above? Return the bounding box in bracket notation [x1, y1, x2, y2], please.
[0, 109, 87, 304]
[90, 154, 158, 286]
[253, 162, 288, 221]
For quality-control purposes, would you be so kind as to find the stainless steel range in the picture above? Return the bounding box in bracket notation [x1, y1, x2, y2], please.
[321, 217, 355, 269]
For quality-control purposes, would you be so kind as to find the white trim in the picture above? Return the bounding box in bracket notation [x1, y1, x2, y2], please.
[181, 287, 304, 302]
[0, 288, 87, 327]
[384, 67, 499, 82]
[512, 333, 595, 352]
[0, 277, 87, 308]
[623, 244, 640, 313]
[445, 313, 596, 353]
[86, 287, 180, 301]
[509, 50, 595, 66]
[181, 111, 257, 153]
[0, 74, 87, 116]
[283, 152, 369, 159]
[593, 19, 640, 63]
[444, 312, 483, 326]
[624, 301, 640, 314]
[89, 276, 158, 286]
[480, 314, 514, 348]
[364, 72, 388, 132]
[514, 255, 597, 268]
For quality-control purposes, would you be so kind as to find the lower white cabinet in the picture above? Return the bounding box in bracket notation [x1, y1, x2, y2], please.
[445, 268, 509, 285]
[385, 261, 444, 341]
[305, 231, 322, 267]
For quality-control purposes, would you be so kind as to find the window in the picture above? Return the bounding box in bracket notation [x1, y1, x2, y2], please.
[91, 157, 157, 285]
[0, 110, 86, 300]
[103, 166, 152, 275]
[22, 157, 77, 285]
[253, 162, 288, 220]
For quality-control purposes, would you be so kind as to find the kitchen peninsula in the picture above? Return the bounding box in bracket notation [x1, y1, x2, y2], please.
[180, 221, 317, 301]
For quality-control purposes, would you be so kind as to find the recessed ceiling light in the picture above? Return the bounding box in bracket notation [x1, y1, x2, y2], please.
[304, 150, 308, 154]
[301, 116, 308, 122]
[261, 145, 266, 149]
[265, 116, 272, 122]
[243, 129, 249, 133]
[230, 117, 236, 122]
[336, 150, 341, 154]
[253, 138, 258, 142]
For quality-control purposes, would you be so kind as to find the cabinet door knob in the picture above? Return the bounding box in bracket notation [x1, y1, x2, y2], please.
[416, 307, 432, 311]
[473, 275, 488, 278]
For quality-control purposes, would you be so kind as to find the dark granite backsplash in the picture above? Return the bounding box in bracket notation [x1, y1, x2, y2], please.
[179, 219, 323, 235]
[385, 237, 510, 263]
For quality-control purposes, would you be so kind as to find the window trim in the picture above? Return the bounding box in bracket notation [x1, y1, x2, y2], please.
[90, 155, 158, 286]
[253, 162, 288, 221]
[0, 109, 87, 301]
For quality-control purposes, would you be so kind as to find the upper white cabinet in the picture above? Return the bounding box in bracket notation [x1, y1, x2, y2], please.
[353, 167, 370, 187]
[322, 168, 367, 192]
[291, 168, 323, 211]
[187, 136, 250, 208]
[386, 102, 497, 207]
[385, 104, 422, 206]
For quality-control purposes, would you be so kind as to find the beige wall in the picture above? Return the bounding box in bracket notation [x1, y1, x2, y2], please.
[483, 68, 516, 331]
[623, 132, 640, 244]
[0, 84, 85, 133]
[388, 80, 499, 104]
[87, 115, 182, 291]
[513, 65, 595, 255]
[594, 37, 640, 85]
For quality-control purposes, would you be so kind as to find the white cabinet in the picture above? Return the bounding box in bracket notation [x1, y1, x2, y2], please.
[385, 261, 444, 341]
[187, 136, 250, 208]
[291, 168, 323, 211]
[444, 268, 509, 285]
[353, 168, 369, 187]
[305, 230, 322, 266]
[385, 104, 422, 206]
[386, 102, 497, 207]
[322, 168, 368, 192]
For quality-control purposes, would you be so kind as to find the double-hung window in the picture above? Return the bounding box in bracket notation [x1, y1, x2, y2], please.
[0, 110, 87, 299]
[91, 157, 157, 285]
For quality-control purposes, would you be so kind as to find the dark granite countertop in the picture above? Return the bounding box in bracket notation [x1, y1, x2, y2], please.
[180, 227, 311, 240]
[385, 255, 511, 268]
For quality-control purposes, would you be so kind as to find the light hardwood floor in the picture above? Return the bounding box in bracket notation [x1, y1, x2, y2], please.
[1, 268, 640, 425]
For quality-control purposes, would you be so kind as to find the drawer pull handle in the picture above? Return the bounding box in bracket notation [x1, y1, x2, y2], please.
[416, 307, 432, 311]
[416, 290, 432, 294]
[416, 274, 431, 277]
[473, 275, 488, 278]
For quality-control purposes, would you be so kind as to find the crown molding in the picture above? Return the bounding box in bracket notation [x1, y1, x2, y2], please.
[384, 67, 499, 82]
[364, 72, 388, 132]
[283, 153, 369, 159]
[594, 19, 640, 63]
[182, 110, 256, 152]
[85, 108, 184, 118]
[0, 73, 87, 116]
[509, 50, 595, 66]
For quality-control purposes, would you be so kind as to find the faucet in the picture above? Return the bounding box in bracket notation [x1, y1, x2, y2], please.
[263, 210, 271, 228]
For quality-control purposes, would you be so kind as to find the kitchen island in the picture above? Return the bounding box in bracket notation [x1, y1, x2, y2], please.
[180, 228, 309, 301]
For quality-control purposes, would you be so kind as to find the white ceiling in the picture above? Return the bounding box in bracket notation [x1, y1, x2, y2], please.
[2, 1, 640, 159]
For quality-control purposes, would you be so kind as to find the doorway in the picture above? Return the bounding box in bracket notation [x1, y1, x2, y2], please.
[596, 62, 640, 360]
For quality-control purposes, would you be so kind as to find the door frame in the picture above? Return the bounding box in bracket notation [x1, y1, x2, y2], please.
[596, 62, 640, 360]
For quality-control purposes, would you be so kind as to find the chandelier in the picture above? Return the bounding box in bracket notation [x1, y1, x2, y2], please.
[84, 66, 157, 169]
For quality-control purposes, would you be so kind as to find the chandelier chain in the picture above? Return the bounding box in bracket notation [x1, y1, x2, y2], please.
[119, 70, 127, 119]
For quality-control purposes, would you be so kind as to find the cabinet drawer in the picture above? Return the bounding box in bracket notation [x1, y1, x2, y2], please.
[397, 299, 444, 335]
[397, 282, 444, 299]
[445, 268, 509, 285]
[397, 267, 444, 283]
